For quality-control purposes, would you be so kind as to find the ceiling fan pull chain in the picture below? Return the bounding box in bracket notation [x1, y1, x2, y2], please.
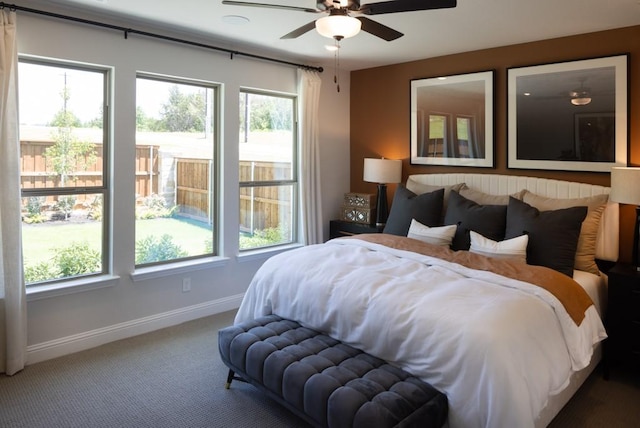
[334, 39, 340, 92]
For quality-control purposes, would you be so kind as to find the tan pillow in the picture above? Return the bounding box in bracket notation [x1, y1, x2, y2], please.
[459, 185, 525, 205]
[405, 179, 465, 219]
[405, 179, 465, 199]
[521, 190, 609, 275]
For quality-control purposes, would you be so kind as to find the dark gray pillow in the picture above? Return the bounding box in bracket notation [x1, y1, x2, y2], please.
[505, 197, 587, 277]
[383, 185, 444, 236]
[444, 191, 507, 251]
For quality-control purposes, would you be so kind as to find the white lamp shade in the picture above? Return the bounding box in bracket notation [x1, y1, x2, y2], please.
[610, 167, 640, 205]
[363, 158, 402, 184]
[315, 15, 361, 39]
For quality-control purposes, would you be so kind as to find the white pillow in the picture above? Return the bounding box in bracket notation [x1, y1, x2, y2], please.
[407, 219, 456, 247]
[469, 231, 528, 263]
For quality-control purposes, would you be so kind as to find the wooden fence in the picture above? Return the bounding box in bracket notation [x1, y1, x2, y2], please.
[239, 161, 292, 233]
[176, 158, 212, 221]
[20, 141, 289, 231]
[20, 141, 158, 204]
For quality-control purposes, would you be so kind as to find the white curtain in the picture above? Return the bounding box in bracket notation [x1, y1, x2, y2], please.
[0, 9, 27, 376]
[297, 69, 323, 245]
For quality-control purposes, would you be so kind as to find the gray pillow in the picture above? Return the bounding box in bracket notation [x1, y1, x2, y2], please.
[504, 197, 587, 277]
[444, 191, 507, 251]
[383, 185, 444, 236]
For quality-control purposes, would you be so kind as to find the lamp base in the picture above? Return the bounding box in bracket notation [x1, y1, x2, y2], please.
[375, 184, 388, 227]
[634, 206, 640, 271]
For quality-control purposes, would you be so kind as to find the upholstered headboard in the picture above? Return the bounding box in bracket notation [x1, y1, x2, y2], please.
[407, 173, 619, 262]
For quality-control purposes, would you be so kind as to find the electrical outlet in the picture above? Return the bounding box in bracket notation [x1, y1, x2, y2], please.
[182, 277, 191, 293]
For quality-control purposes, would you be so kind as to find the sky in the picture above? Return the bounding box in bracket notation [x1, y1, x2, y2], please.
[19, 62, 104, 125]
[18, 62, 205, 126]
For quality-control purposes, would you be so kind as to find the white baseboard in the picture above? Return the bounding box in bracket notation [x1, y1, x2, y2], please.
[26, 293, 244, 365]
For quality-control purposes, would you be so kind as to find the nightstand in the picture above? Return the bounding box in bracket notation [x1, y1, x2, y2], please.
[605, 262, 640, 374]
[329, 220, 384, 240]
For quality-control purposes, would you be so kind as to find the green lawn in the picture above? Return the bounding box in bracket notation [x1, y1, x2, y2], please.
[22, 217, 213, 268]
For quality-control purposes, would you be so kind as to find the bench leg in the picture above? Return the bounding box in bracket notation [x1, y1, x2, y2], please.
[225, 369, 235, 389]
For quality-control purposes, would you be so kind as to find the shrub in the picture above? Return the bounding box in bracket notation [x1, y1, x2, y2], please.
[55, 242, 101, 277]
[23, 197, 48, 224]
[135, 194, 178, 220]
[54, 195, 77, 220]
[239, 225, 288, 249]
[24, 242, 101, 284]
[136, 234, 188, 264]
[204, 238, 213, 254]
[83, 195, 103, 220]
[25, 196, 45, 216]
[23, 214, 48, 224]
[24, 261, 58, 284]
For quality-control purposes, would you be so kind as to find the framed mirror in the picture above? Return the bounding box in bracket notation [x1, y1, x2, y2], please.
[507, 55, 628, 172]
[410, 70, 494, 167]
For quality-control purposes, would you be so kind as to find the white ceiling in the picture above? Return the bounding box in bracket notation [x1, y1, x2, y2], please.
[29, 0, 640, 71]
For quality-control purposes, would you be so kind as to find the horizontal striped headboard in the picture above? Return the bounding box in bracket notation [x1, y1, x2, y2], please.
[407, 173, 619, 262]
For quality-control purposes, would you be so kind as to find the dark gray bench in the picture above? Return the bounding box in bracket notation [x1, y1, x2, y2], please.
[218, 314, 448, 428]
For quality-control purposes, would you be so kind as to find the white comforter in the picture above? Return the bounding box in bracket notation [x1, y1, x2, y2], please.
[235, 238, 607, 428]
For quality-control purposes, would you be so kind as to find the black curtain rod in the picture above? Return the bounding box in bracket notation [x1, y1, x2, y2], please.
[0, 2, 323, 72]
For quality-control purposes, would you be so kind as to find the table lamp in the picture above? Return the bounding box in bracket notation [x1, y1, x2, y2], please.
[363, 158, 402, 226]
[610, 166, 640, 270]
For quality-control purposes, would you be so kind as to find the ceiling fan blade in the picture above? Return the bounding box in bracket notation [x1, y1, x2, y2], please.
[359, 0, 456, 15]
[357, 17, 403, 41]
[222, 1, 320, 13]
[281, 21, 317, 39]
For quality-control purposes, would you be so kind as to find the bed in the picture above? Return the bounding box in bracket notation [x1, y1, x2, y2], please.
[234, 173, 617, 428]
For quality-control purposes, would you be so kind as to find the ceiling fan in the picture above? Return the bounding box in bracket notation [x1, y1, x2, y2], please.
[221, 0, 457, 41]
[569, 79, 592, 106]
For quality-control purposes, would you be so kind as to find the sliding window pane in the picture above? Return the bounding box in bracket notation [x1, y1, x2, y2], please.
[239, 184, 294, 250]
[21, 194, 104, 285]
[19, 62, 104, 189]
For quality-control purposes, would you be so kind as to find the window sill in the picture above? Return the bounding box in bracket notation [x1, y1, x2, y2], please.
[26, 274, 120, 302]
[131, 256, 230, 282]
[237, 243, 304, 263]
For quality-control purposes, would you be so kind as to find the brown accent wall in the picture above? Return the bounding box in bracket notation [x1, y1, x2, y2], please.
[350, 25, 640, 262]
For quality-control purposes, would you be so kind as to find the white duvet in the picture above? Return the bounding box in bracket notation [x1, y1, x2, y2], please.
[235, 238, 607, 428]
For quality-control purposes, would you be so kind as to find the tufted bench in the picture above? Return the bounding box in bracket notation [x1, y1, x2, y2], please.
[218, 314, 448, 428]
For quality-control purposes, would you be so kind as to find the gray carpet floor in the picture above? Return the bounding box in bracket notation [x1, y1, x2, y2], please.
[0, 309, 639, 428]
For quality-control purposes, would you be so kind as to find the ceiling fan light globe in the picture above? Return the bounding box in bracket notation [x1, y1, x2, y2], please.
[315, 15, 361, 39]
[571, 97, 592, 106]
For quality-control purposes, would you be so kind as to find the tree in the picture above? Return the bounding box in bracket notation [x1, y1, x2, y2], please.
[44, 86, 98, 219]
[48, 84, 82, 128]
[84, 105, 104, 129]
[45, 122, 96, 186]
[159, 85, 206, 132]
[49, 110, 81, 128]
[240, 94, 292, 132]
[136, 106, 163, 131]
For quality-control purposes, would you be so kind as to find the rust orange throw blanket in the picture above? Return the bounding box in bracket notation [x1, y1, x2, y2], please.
[347, 234, 594, 326]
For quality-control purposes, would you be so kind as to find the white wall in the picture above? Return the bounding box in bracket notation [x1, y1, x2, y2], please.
[15, 5, 350, 363]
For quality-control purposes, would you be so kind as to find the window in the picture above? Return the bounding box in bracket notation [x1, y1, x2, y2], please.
[18, 59, 109, 286]
[135, 75, 217, 267]
[239, 90, 297, 250]
[456, 115, 480, 158]
[427, 113, 479, 159]
[427, 114, 447, 157]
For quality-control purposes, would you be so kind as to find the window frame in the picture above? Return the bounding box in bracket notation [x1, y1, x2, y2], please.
[238, 88, 299, 252]
[134, 73, 221, 268]
[18, 56, 111, 286]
